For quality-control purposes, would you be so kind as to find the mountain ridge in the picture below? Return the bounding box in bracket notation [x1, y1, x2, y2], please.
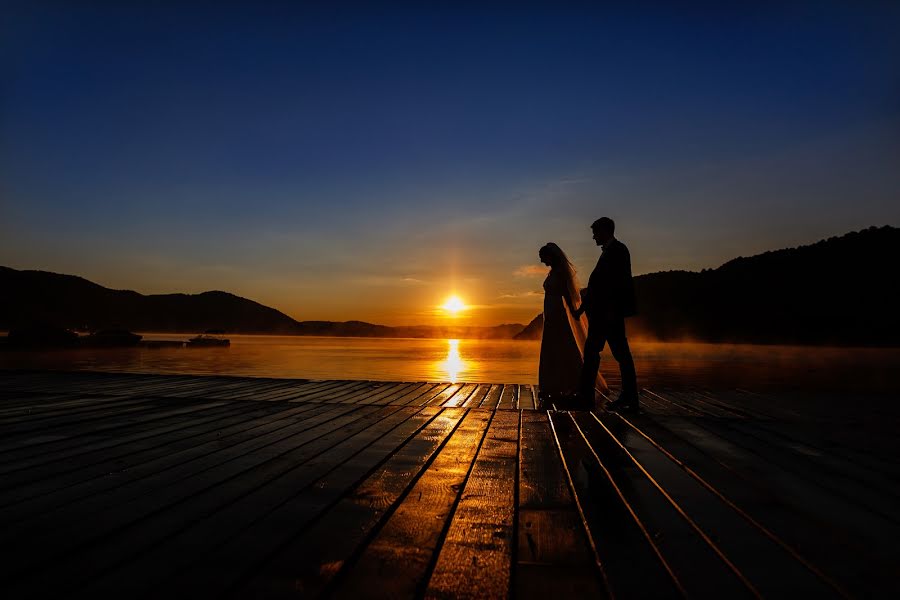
[0, 266, 523, 339]
[3, 225, 898, 344]
[515, 225, 900, 346]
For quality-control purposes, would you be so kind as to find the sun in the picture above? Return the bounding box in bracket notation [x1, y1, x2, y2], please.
[441, 295, 466, 315]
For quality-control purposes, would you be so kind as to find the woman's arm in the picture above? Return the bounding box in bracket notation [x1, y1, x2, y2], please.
[571, 287, 588, 317]
[565, 290, 578, 314]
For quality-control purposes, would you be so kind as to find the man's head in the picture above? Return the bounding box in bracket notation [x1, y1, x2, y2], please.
[591, 217, 615, 246]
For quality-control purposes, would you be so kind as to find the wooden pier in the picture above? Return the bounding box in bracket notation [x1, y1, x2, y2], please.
[0, 370, 897, 598]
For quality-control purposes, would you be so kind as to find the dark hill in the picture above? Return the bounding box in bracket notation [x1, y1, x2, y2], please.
[517, 226, 900, 346]
[0, 267, 302, 334]
[0, 268, 524, 338]
[514, 314, 544, 340]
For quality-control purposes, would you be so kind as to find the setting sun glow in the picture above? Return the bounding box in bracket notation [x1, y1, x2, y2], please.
[441, 295, 466, 315]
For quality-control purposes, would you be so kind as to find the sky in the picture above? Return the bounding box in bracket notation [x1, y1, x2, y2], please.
[2, 1, 899, 326]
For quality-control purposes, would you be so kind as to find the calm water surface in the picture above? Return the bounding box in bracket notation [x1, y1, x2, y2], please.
[2, 334, 899, 393]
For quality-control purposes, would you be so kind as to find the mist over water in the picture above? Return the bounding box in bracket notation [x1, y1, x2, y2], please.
[2, 335, 898, 395]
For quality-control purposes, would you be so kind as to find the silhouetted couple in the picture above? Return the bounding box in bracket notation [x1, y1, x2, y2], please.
[538, 217, 639, 412]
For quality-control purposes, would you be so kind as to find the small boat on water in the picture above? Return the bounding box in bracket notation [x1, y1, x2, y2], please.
[187, 330, 230, 347]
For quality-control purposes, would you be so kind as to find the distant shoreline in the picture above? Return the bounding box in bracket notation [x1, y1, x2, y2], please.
[4, 226, 899, 347]
[3, 331, 900, 349]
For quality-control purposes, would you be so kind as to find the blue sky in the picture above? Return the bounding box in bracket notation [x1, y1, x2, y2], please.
[2, 2, 899, 325]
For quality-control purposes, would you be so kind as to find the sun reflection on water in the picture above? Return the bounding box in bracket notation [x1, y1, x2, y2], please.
[438, 338, 467, 383]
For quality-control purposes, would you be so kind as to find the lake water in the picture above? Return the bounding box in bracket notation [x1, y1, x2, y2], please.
[2, 334, 899, 394]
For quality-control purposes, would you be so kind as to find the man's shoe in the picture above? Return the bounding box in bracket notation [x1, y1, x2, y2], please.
[606, 397, 639, 413]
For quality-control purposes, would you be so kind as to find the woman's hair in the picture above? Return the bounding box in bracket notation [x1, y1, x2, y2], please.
[540, 242, 581, 306]
[539, 243, 571, 269]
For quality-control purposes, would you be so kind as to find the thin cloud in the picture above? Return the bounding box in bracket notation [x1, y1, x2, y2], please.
[513, 265, 548, 277]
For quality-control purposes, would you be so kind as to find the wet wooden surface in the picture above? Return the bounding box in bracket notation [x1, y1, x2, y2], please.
[0, 370, 897, 599]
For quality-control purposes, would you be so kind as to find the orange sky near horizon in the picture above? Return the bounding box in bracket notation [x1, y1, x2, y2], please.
[4, 4, 899, 328]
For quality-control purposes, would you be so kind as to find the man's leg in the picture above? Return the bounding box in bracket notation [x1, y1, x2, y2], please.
[578, 324, 606, 402]
[607, 318, 638, 403]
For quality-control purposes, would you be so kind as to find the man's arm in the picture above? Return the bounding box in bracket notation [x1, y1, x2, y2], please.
[617, 244, 636, 316]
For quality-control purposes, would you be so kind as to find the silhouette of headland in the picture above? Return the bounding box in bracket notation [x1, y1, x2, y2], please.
[516, 225, 900, 346]
[0, 267, 522, 340]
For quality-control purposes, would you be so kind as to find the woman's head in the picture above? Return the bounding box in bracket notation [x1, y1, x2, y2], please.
[539, 243, 567, 268]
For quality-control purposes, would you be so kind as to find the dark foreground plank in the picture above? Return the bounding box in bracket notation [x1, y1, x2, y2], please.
[0, 370, 895, 599]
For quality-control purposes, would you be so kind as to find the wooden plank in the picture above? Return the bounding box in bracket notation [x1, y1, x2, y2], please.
[0, 400, 255, 489]
[327, 408, 495, 599]
[231, 407, 468, 599]
[75, 404, 424, 597]
[674, 392, 900, 492]
[461, 383, 491, 408]
[0, 399, 242, 473]
[0, 389, 80, 407]
[3, 373, 146, 395]
[400, 383, 447, 406]
[515, 411, 607, 599]
[587, 411, 836, 598]
[3, 372, 153, 395]
[356, 382, 417, 405]
[666, 390, 747, 419]
[624, 411, 900, 596]
[424, 409, 519, 598]
[646, 392, 900, 531]
[196, 379, 294, 400]
[369, 382, 431, 406]
[321, 382, 383, 404]
[183, 378, 300, 399]
[498, 384, 517, 409]
[149, 377, 257, 398]
[286, 380, 371, 403]
[479, 384, 503, 408]
[112, 376, 233, 398]
[113, 405, 444, 598]
[0, 398, 231, 456]
[0, 402, 335, 526]
[607, 410, 869, 598]
[184, 379, 300, 400]
[392, 383, 446, 406]
[228, 379, 326, 402]
[336, 382, 408, 405]
[237, 379, 338, 403]
[548, 411, 683, 600]
[0, 402, 368, 575]
[423, 383, 463, 407]
[0, 393, 128, 419]
[570, 412, 758, 598]
[0, 395, 160, 433]
[516, 512, 610, 599]
[442, 383, 478, 408]
[224, 380, 310, 401]
[0, 402, 324, 514]
[518, 384, 536, 410]
[0, 396, 128, 424]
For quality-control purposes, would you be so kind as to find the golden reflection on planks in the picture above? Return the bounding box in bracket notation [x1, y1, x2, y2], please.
[0, 370, 896, 599]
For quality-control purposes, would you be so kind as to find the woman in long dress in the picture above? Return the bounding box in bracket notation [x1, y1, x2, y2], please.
[537, 243, 608, 406]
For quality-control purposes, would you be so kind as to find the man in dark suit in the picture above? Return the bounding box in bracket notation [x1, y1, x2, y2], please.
[572, 217, 639, 411]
